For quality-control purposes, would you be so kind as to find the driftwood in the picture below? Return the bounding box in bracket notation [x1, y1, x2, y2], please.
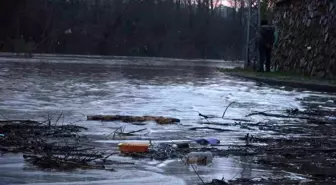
[245, 111, 336, 125]
[87, 115, 180, 124]
[245, 111, 311, 119]
[265, 147, 336, 153]
[189, 127, 233, 132]
[199, 121, 231, 127]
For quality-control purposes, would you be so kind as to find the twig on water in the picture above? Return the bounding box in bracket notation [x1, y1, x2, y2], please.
[230, 157, 248, 181]
[190, 164, 206, 185]
[168, 139, 205, 185]
[245, 111, 311, 119]
[197, 111, 210, 119]
[78, 113, 86, 117]
[189, 127, 233, 132]
[111, 127, 121, 139]
[110, 126, 128, 139]
[126, 128, 147, 135]
[0, 113, 9, 120]
[203, 118, 211, 124]
[199, 121, 230, 127]
[69, 119, 85, 125]
[55, 111, 64, 125]
[115, 128, 147, 136]
[47, 112, 51, 128]
[195, 111, 212, 124]
[62, 113, 65, 126]
[222, 102, 235, 118]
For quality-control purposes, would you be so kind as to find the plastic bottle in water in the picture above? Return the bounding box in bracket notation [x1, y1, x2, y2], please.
[184, 151, 213, 166]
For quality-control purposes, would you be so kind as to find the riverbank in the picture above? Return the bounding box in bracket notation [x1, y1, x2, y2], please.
[219, 68, 336, 93]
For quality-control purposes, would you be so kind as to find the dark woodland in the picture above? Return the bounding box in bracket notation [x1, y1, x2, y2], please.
[0, 0, 250, 60]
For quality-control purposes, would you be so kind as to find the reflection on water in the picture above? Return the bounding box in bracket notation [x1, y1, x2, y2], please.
[0, 56, 335, 185]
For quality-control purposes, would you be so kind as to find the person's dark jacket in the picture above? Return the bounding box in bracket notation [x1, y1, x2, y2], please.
[258, 25, 275, 49]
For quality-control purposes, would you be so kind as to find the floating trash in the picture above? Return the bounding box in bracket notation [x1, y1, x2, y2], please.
[194, 138, 220, 145]
[184, 151, 213, 166]
[174, 143, 189, 149]
[118, 143, 149, 153]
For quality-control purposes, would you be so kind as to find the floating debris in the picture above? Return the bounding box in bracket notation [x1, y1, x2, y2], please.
[174, 142, 189, 149]
[0, 120, 87, 153]
[194, 138, 220, 145]
[0, 119, 119, 170]
[204, 179, 229, 185]
[87, 115, 180, 124]
[184, 151, 213, 166]
[189, 127, 233, 132]
[205, 177, 309, 185]
[118, 143, 149, 153]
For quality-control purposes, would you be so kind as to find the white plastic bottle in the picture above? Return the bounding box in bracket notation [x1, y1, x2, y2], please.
[184, 151, 213, 166]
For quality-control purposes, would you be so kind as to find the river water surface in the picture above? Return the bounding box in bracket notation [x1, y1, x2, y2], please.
[0, 55, 335, 185]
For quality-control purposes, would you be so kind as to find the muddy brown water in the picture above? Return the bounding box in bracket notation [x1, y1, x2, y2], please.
[0, 55, 336, 185]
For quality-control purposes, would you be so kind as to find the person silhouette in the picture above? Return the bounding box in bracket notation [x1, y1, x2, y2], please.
[258, 20, 275, 72]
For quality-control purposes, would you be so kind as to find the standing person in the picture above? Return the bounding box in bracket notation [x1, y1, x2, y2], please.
[258, 20, 275, 72]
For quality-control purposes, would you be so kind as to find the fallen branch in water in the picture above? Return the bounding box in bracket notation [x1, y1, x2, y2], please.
[191, 164, 206, 185]
[189, 127, 233, 132]
[55, 111, 64, 125]
[115, 128, 147, 136]
[87, 115, 180, 124]
[199, 121, 231, 126]
[245, 111, 312, 119]
[205, 177, 309, 185]
[196, 111, 217, 119]
[247, 112, 335, 124]
[127, 128, 147, 134]
[198, 112, 210, 119]
[265, 147, 336, 153]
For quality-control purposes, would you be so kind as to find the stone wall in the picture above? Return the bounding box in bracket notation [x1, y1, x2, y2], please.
[273, 0, 336, 78]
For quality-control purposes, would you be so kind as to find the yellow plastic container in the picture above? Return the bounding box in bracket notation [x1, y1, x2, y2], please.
[118, 143, 149, 153]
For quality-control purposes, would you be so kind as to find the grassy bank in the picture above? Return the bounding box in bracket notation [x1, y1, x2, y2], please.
[219, 68, 336, 92]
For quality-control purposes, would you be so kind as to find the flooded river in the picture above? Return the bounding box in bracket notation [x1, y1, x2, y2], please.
[0, 55, 335, 185]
